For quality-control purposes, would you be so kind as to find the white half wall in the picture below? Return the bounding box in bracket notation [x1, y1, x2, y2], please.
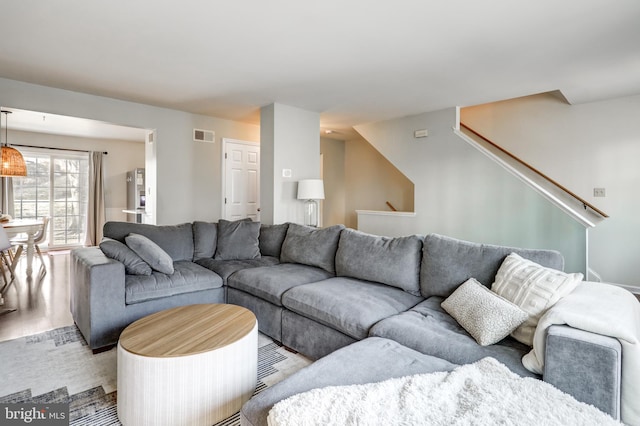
[462, 92, 640, 288]
[0, 77, 259, 225]
[354, 107, 586, 275]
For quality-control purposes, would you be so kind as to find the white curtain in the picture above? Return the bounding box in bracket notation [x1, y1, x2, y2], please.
[86, 152, 105, 246]
[1, 177, 14, 217]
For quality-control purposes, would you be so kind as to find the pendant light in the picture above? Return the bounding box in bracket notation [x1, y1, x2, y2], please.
[1, 110, 27, 177]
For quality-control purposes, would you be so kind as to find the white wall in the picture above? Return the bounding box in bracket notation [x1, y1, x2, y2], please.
[320, 137, 346, 226]
[260, 103, 320, 225]
[0, 77, 259, 225]
[8, 129, 144, 222]
[462, 92, 640, 288]
[355, 107, 586, 275]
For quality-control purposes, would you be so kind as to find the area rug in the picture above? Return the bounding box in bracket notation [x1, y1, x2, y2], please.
[267, 357, 621, 426]
[0, 325, 311, 426]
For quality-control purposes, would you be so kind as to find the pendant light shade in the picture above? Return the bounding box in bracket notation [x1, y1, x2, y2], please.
[1, 110, 27, 177]
[1, 146, 27, 176]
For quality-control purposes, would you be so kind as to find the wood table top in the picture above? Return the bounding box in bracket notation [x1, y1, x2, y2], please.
[119, 304, 256, 358]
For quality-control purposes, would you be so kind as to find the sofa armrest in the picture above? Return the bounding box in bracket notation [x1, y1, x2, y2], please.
[543, 324, 621, 420]
[70, 247, 126, 349]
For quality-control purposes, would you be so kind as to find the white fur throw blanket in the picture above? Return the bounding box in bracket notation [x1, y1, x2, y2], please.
[267, 357, 619, 426]
[522, 282, 640, 426]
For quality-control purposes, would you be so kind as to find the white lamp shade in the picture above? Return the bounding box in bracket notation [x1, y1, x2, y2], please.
[297, 179, 325, 200]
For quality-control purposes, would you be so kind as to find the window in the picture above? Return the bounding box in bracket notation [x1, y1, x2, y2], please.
[12, 148, 89, 248]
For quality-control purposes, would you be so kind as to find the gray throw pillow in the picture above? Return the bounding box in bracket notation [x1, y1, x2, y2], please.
[193, 221, 218, 259]
[99, 238, 152, 276]
[214, 219, 261, 260]
[280, 223, 344, 273]
[421, 233, 565, 299]
[335, 229, 423, 296]
[125, 233, 174, 274]
[259, 223, 290, 258]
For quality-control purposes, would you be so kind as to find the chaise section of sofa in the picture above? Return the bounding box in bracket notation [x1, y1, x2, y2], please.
[240, 337, 457, 426]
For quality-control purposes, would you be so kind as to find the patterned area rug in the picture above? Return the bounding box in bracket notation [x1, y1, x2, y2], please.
[0, 326, 311, 425]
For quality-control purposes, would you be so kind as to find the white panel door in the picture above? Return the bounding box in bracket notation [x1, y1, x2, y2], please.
[224, 139, 260, 221]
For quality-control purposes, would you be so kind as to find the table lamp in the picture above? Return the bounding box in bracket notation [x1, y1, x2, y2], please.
[297, 179, 324, 227]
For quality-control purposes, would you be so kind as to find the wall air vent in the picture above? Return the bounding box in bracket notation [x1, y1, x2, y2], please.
[194, 129, 215, 143]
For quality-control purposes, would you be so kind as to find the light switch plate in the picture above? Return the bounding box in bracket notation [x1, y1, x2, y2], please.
[593, 188, 606, 197]
[282, 169, 292, 178]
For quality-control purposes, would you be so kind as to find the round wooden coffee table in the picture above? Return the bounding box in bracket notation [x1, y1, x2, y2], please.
[117, 304, 257, 426]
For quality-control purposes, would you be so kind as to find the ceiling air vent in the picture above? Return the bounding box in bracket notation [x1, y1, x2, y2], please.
[193, 128, 215, 143]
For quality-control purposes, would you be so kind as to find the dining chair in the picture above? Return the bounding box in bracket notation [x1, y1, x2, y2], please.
[12, 216, 49, 275]
[0, 225, 16, 293]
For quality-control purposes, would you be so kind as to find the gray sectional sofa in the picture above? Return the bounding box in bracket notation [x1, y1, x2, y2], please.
[70, 220, 623, 424]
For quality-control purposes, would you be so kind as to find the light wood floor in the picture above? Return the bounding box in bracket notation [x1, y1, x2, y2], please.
[0, 250, 75, 343]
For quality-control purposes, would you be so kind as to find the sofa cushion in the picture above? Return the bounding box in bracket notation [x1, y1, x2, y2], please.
[441, 278, 528, 346]
[99, 238, 152, 275]
[124, 260, 223, 304]
[335, 229, 423, 296]
[125, 233, 174, 274]
[195, 256, 279, 284]
[193, 221, 217, 260]
[420, 233, 565, 298]
[214, 219, 261, 260]
[280, 224, 344, 273]
[240, 337, 456, 426]
[103, 221, 194, 262]
[259, 223, 290, 258]
[369, 297, 537, 378]
[282, 277, 423, 340]
[492, 253, 583, 346]
[228, 263, 333, 306]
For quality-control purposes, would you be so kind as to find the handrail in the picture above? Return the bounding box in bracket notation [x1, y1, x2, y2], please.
[386, 201, 397, 211]
[460, 123, 608, 218]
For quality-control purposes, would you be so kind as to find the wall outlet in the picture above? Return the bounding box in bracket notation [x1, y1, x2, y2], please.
[593, 188, 606, 197]
[414, 129, 429, 138]
[282, 169, 292, 178]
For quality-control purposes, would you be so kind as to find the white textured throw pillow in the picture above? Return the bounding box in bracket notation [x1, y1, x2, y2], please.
[442, 278, 528, 346]
[492, 253, 582, 346]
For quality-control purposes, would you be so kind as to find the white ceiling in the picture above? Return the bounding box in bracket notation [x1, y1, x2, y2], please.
[1, 108, 147, 142]
[0, 0, 639, 136]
